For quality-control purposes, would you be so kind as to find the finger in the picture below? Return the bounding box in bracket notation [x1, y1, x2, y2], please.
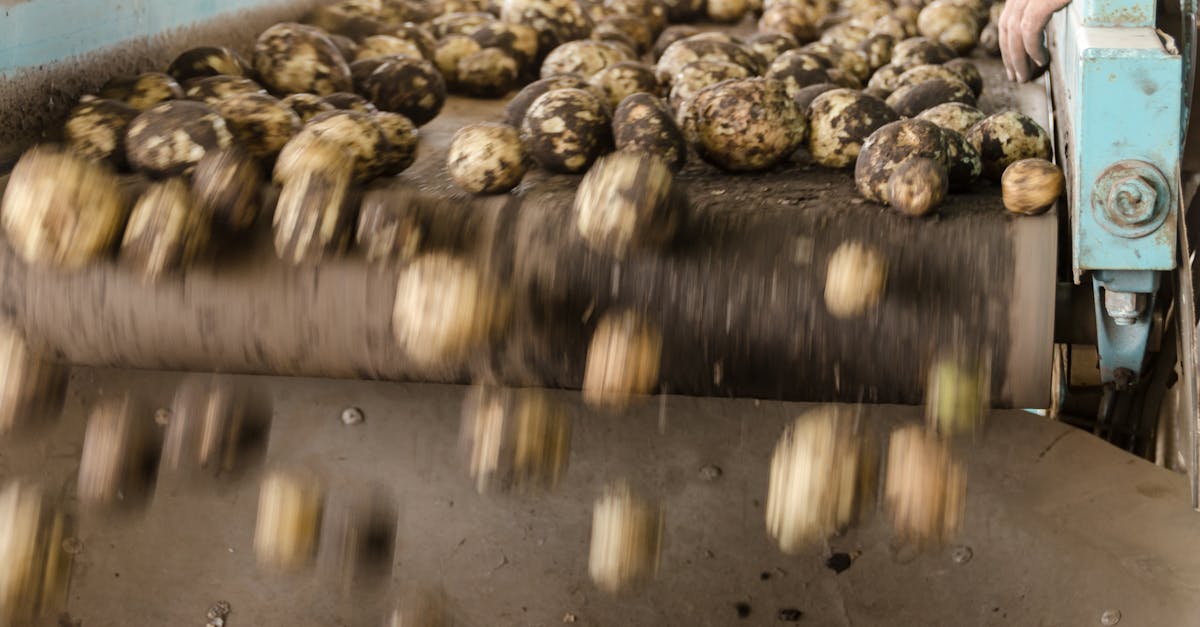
[1004, 0, 1032, 81]
[1020, 13, 1048, 68]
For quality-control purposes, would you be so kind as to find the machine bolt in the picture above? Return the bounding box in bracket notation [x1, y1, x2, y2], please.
[950, 545, 973, 564]
[1107, 176, 1157, 227]
[341, 407, 364, 426]
[1103, 290, 1142, 326]
[1100, 609, 1121, 625]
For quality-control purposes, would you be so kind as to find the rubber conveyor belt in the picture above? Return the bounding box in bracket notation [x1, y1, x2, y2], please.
[0, 85, 1057, 408]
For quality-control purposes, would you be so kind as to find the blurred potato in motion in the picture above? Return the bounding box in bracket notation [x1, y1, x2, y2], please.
[162, 374, 271, 479]
[924, 351, 990, 439]
[459, 386, 571, 494]
[582, 311, 662, 409]
[884, 424, 966, 547]
[328, 488, 398, 588]
[0, 480, 71, 626]
[766, 406, 877, 554]
[588, 481, 664, 594]
[389, 586, 453, 627]
[254, 468, 324, 572]
[77, 395, 159, 509]
[0, 325, 68, 436]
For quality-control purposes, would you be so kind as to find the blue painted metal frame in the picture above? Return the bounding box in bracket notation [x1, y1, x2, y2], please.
[1049, 0, 1181, 384]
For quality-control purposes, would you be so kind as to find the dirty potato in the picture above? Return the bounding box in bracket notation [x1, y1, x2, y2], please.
[520, 87, 612, 174]
[854, 118, 947, 203]
[588, 481, 664, 593]
[120, 179, 212, 280]
[211, 93, 302, 160]
[574, 152, 684, 258]
[98, 72, 184, 110]
[456, 48, 521, 98]
[447, 123, 527, 193]
[63, 97, 139, 166]
[191, 147, 263, 232]
[167, 46, 250, 82]
[1001, 158, 1063, 215]
[965, 110, 1053, 180]
[685, 78, 807, 172]
[253, 23, 353, 95]
[808, 88, 898, 168]
[613, 93, 688, 172]
[361, 57, 447, 125]
[887, 157, 948, 217]
[582, 310, 662, 408]
[254, 469, 325, 572]
[125, 100, 233, 177]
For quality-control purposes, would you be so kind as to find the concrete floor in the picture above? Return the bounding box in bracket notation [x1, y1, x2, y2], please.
[3, 368, 1199, 626]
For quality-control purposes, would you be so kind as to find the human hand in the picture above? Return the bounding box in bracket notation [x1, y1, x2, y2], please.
[999, 0, 1072, 82]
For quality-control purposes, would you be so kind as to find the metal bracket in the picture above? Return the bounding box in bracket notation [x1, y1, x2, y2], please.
[1093, 269, 1159, 386]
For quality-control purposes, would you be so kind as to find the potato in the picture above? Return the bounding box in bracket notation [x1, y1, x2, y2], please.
[766, 407, 876, 553]
[356, 187, 423, 264]
[275, 110, 387, 182]
[63, 97, 139, 167]
[588, 481, 664, 593]
[253, 23, 353, 95]
[430, 11, 497, 38]
[866, 62, 902, 94]
[583, 310, 662, 407]
[388, 589, 453, 627]
[613, 93, 688, 172]
[925, 353, 989, 438]
[575, 152, 683, 258]
[254, 469, 325, 572]
[459, 386, 571, 493]
[858, 32, 894, 70]
[98, 72, 184, 110]
[471, 21, 540, 66]
[435, 35, 484, 85]
[605, 0, 668, 33]
[499, 0, 594, 53]
[520, 88, 612, 173]
[120, 179, 212, 279]
[541, 40, 630, 80]
[183, 75, 268, 105]
[801, 42, 870, 82]
[808, 88, 898, 168]
[685, 78, 807, 172]
[707, 0, 748, 22]
[447, 123, 527, 193]
[854, 119, 946, 202]
[211, 93, 302, 160]
[0, 480, 71, 625]
[654, 25, 702, 59]
[915, 101, 984, 135]
[758, 4, 821, 42]
[593, 16, 655, 55]
[0, 325, 67, 436]
[821, 22, 870, 50]
[668, 60, 751, 115]
[355, 34, 425, 61]
[746, 32, 799, 63]
[329, 33, 361, 61]
[361, 57, 447, 125]
[392, 253, 511, 367]
[77, 396, 158, 508]
[979, 20, 1001, 56]
[824, 240, 886, 318]
[349, 56, 393, 92]
[890, 36, 955, 72]
[0, 146, 127, 268]
[885, 77, 975, 117]
[1001, 158, 1063, 215]
[886, 157, 947, 216]
[884, 425, 966, 547]
[765, 49, 832, 96]
[167, 46, 250, 82]
[457, 48, 521, 97]
[965, 110, 1052, 180]
[892, 63, 962, 91]
[790, 82, 837, 114]
[162, 374, 269, 478]
[322, 91, 377, 113]
[372, 111, 420, 176]
[281, 93, 336, 123]
[590, 62, 661, 109]
[273, 140, 356, 264]
[326, 490, 398, 584]
[192, 147, 263, 232]
[825, 67, 862, 89]
[917, 0, 979, 55]
[504, 75, 602, 127]
[939, 126, 982, 189]
[945, 58, 983, 96]
[656, 38, 766, 85]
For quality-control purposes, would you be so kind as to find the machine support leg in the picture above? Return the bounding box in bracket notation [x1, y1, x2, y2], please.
[1093, 270, 1160, 387]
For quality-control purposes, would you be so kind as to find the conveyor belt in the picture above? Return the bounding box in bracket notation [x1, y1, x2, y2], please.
[0, 82, 1056, 407]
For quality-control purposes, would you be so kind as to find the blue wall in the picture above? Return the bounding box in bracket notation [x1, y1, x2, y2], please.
[0, 0, 287, 76]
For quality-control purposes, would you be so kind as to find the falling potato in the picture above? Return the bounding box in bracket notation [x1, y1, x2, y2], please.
[162, 374, 271, 479]
[884, 424, 966, 547]
[0, 324, 68, 436]
[254, 469, 325, 573]
[0, 480, 72, 626]
[925, 352, 990, 438]
[459, 386, 571, 494]
[824, 241, 887, 319]
[766, 406, 877, 553]
[582, 311, 663, 409]
[327, 489, 398, 587]
[574, 152, 684, 259]
[389, 587, 453, 627]
[588, 481, 664, 594]
[1001, 158, 1064, 216]
[77, 395, 159, 509]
